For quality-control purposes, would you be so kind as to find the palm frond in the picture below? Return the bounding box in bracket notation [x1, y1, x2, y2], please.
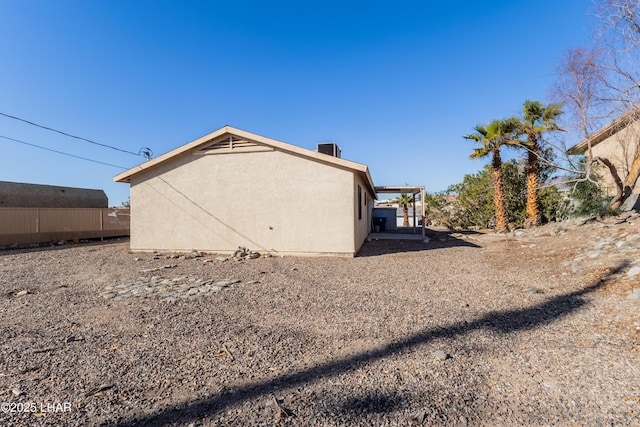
[469, 147, 490, 159]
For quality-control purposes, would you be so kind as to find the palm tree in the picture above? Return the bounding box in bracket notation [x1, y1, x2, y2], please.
[464, 118, 519, 233]
[398, 193, 413, 227]
[519, 100, 563, 228]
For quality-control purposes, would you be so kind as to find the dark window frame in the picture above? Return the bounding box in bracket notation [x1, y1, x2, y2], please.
[357, 185, 362, 220]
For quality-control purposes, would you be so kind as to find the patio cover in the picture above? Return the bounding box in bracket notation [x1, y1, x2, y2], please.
[374, 186, 426, 240]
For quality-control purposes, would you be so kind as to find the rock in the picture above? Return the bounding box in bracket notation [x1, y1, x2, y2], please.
[628, 288, 640, 300]
[626, 233, 640, 243]
[620, 193, 640, 211]
[248, 252, 260, 259]
[185, 250, 202, 259]
[264, 253, 273, 258]
[66, 335, 84, 343]
[434, 350, 449, 360]
[15, 290, 29, 297]
[215, 279, 241, 287]
[234, 247, 247, 258]
[12, 387, 23, 397]
[408, 410, 426, 424]
[553, 226, 567, 234]
[524, 288, 542, 294]
[627, 266, 640, 278]
[215, 256, 229, 262]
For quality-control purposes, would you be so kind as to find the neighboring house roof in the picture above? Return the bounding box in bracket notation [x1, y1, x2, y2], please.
[567, 107, 640, 155]
[0, 180, 108, 208]
[545, 176, 573, 194]
[113, 125, 376, 195]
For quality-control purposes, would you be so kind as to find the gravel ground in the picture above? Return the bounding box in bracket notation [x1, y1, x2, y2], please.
[0, 213, 639, 426]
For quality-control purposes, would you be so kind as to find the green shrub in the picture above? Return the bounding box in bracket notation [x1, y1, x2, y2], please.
[426, 160, 567, 230]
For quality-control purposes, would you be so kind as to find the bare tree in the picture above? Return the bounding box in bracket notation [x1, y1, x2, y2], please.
[553, 48, 608, 184]
[552, 1, 640, 208]
[593, 0, 640, 207]
[594, 0, 640, 109]
[554, 48, 606, 141]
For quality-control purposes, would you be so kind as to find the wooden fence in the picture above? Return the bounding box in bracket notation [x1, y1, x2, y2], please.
[0, 208, 130, 246]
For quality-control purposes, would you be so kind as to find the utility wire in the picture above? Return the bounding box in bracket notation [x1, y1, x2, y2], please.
[0, 111, 152, 159]
[0, 134, 127, 169]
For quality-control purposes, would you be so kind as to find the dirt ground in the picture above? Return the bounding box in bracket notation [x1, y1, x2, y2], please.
[0, 214, 639, 426]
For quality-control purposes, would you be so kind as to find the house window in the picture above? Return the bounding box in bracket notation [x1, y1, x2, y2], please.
[358, 185, 362, 220]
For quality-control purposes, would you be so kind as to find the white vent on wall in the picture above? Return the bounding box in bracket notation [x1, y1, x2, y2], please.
[194, 136, 272, 155]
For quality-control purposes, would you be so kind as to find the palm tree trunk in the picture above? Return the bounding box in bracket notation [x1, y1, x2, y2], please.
[403, 206, 409, 227]
[492, 151, 508, 233]
[524, 142, 541, 228]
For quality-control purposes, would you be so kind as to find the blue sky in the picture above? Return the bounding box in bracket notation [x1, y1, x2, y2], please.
[0, 0, 594, 206]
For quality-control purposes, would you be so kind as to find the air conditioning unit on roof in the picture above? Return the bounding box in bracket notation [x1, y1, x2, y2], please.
[317, 142, 341, 158]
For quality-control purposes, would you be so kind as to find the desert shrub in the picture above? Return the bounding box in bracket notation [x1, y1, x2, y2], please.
[569, 176, 618, 218]
[562, 157, 619, 218]
[539, 186, 570, 222]
[427, 160, 566, 230]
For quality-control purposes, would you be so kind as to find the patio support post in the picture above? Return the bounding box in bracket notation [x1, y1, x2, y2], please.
[412, 193, 416, 234]
[421, 187, 425, 240]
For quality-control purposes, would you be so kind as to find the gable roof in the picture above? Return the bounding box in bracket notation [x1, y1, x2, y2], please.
[567, 107, 640, 155]
[113, 125, 376, 194]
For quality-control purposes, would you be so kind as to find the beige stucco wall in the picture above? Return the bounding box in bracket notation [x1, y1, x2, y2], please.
[591, 121, 640, 196]
[130, 148, 364, 256]
[353, 173, 374, 251]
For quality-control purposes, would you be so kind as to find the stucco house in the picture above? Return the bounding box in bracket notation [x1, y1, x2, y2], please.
[567, 108, 640, 202]
[114, 126, 376, 257]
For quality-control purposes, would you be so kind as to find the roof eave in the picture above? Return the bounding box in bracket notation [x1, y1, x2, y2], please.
[566, 107, 639, 156]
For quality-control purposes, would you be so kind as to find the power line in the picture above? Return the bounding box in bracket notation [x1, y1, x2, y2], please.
[0, 134, 127, 169]
[0, 111, 152, 159]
